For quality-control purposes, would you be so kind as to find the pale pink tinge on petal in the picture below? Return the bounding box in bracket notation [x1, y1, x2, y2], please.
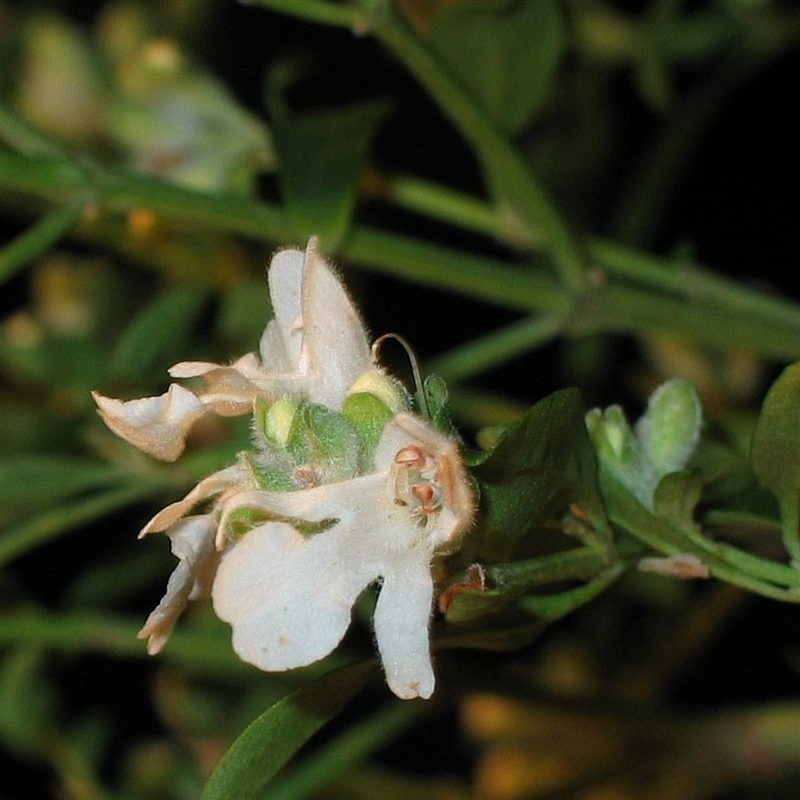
[170, 358, 259, 415]
[138, 515, 217, 654]
[92, 384, 206, 461]
[139, 463, 249, 537]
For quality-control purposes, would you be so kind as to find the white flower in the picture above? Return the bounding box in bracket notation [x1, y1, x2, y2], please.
[212, 413, 473, 700]
[92, 237, 374, 461]
[136, 463, 249, 653]
[95, 239, 474, 700]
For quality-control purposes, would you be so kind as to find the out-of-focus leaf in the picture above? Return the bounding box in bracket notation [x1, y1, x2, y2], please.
[750, 362, 800, 502]
[0, 200, 87, 287]
[265, 702, 425, 800]
[427, 0, 564, 135]
[108, 285, 210, 380]
[472, 388, 606, 561]
[0, 649, 54, 757]
[652, 470, 704, 532]
[200, 660, 375, 800]
[0, 480, 162, 568]
[749, 361, 800, 564]
[0, 455, 125, 512]
[271, 90, 392, 249]
[216, 277, 271, 353]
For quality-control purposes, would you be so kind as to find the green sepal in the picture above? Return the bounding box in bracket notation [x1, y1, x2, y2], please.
[287, 402, 361, 483]
[224, 506, 272, 540]
[241, 452, 298, 493]
[417, 373, 459, 437]
[342, 391, 394, 467]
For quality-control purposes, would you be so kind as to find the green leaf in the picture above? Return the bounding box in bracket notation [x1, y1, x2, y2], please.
[200, 660, 375, 800]
[652, 470, 703, 533]
[427, 0, 565, 135]
[473, 388, 606, 561]
[108, 285, 210, 381]
[0, 481, 163, 568]
[0, 650, 54, 757]
[271, 89, 392, 249]
[0, 199, 87, 287]
[264, 702, 425, 800]
[750, 362, 800, 501]
[0, 455, 125, 514]
[750, 361, 800, 564]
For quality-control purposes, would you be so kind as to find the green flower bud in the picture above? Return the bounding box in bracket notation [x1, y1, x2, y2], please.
[254, 396, 298, 449]
[587, 380, 702, 509]
[347, 370, 409, 414]
[636, 379, 702, 477]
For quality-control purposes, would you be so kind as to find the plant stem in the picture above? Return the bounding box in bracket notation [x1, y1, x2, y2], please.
[372, 172, 539, 247]
[4, 147, 800, 359]
[428, 314, 564, 383]
[241, 0, 364, 28]
[590, 239, 800, 330]
[369, 6, 586, 291]
[0, 103, 66, 157]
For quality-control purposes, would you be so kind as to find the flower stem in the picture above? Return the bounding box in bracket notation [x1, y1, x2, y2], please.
[368, 6, 586, 291]
[428, 314, 564, 384]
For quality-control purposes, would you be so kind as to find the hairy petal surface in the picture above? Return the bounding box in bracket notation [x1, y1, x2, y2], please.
[138, 515, 218, 654]
[92, 384, 206, 461]
[210, 414, 473, 699]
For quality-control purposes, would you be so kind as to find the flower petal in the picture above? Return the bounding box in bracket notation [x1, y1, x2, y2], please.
[375, 413, 474, 549]
[301, 239, 373, 409]
[373, 551, 436, 699]
[92, 384, 206, 461]
[212, 519, 376, 670]
[261, 246, 304, 372]
[138, 515, 217, 654]
[140, 462, 248, 537]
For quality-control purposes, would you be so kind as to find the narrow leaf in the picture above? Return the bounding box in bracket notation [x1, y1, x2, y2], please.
[200, 660, 375, 800]
[109, 285, 210, 380]
[0, 199, 86, 286]
[264, 702, 424, 800]
[0, 455, 123, 510]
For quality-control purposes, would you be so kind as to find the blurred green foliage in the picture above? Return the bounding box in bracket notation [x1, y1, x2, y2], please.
[2, 0, 800, 798]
